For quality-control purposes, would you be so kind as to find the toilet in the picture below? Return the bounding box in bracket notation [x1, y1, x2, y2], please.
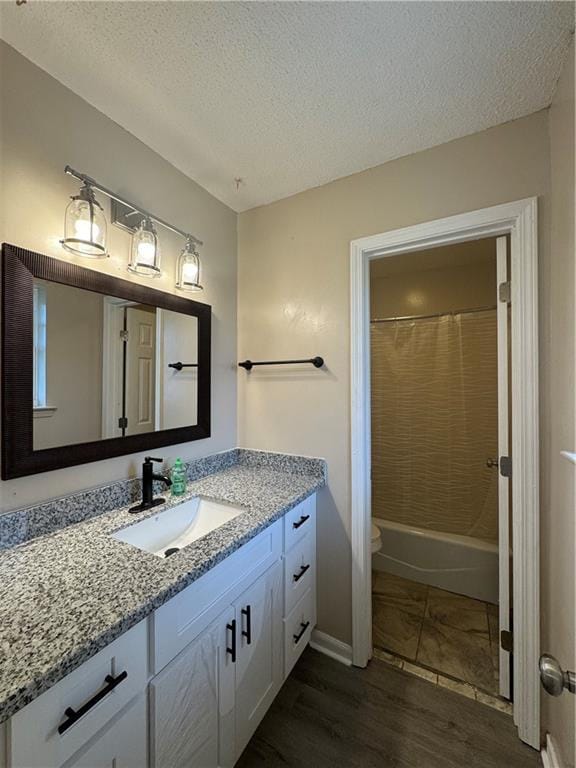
[371, 522, 382, 554]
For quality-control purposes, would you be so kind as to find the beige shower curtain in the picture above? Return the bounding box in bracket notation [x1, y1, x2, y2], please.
[370, 309, 498, 542]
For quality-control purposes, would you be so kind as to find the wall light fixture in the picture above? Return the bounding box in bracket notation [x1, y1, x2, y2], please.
[62, 166, 204, 286]
[128, 217, 160, 277]
[61, 182, 107, 258]
[176, 237, 203, 292]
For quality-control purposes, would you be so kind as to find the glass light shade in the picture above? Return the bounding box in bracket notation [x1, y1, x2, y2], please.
[176, 239, 203, 291]
[61, 184, 107, 258]
[128, 217, 161, 277]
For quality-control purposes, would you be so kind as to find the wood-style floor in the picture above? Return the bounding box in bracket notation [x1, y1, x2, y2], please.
[237, 647, 540, 768]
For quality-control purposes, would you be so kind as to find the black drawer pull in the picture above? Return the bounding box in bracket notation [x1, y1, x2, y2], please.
[241, 605, 252, 645]
[58, 671, 128, 735]
[293, 621, 310, 645]
[293, 514, 310, 530]
[226, 619, 237, 662]
[293, 564, 310, 583]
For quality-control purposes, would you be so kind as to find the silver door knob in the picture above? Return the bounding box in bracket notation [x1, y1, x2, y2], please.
[539, 654, 576, 696]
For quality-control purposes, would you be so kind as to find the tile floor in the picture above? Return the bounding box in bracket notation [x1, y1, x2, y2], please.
[372, 571, 500, 697]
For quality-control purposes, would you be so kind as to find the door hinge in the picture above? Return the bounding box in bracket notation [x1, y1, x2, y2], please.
[500, 455, 512, 478]
[120, 329, 129, 342]
[499, 281, 511, 304]
[118, 417, 128, 429]
[501, 629, 513, 653]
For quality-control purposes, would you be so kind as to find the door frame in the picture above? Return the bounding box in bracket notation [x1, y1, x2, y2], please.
[350, 198, 539, 748]
[101, 296, 131, 439]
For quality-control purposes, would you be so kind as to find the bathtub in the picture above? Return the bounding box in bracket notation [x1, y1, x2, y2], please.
[372, 518, 499, 604]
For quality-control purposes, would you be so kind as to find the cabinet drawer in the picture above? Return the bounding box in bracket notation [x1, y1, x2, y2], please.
[283, 495, 316, 551]
[284, 532, 315, 615]
[152, 519, 282, 673]
[284, 588, 316, 678]
[8, 620, 148, 768]
[62, 694, 147, 768]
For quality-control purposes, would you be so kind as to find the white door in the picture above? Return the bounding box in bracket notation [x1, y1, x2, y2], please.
[234, 561, 283, 758]
[125, 306, 156, 435]
[496, 235, 511, 700]
[64, 695, 147, 768]
[149, 606, 236, 768]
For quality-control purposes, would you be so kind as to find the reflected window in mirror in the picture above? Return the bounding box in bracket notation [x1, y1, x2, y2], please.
[32, 283, 47, 410]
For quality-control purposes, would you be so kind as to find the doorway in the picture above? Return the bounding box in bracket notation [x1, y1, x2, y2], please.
[349, 199, 539, 748]
[369, 239, 508, 703]
[101, 298, 158, 438]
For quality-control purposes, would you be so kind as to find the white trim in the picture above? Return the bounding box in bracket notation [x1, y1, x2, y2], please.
[496, 235, 511, 700]
[309, 629, 353, 666]
[154, 308, 164, 431]
[350, 198, 540, 749]
[101, 297, 124, 439]
[33, 406, 57, 419]
[541, 734, 566, 768]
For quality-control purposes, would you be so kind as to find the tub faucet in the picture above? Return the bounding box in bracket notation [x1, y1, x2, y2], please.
[129, 456, 172, 513]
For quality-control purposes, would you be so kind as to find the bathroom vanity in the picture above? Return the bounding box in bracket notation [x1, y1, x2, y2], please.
[0, 243, 324, 767]
[0, 455, 321, 768]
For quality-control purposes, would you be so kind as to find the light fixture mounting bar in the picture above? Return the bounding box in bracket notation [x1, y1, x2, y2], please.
[64, 166, 203, 246]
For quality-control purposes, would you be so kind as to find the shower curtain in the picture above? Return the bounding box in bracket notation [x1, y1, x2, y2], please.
[370, 309, 498, 542]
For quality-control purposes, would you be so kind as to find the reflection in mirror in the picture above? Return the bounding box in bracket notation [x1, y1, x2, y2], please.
[32, 279, 199, 450]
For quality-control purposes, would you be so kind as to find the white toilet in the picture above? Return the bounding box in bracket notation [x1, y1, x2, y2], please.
[371, 522, 382, 554]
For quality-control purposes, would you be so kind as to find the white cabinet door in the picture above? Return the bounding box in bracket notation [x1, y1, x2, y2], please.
[63, 694, 147, 768]
[149, 606, 235, 768]
[233, 561, 283, 758]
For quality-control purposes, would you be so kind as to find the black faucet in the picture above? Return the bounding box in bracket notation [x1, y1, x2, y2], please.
[129, 456, 172, 513]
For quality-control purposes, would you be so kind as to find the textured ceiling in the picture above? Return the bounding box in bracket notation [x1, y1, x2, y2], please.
[0, 2, 573, 212]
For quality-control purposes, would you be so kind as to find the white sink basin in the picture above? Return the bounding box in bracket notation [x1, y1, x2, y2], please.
[111, 497, 243, 557]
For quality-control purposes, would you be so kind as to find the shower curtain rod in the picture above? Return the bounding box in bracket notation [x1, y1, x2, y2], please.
[371, 304, 497, 324]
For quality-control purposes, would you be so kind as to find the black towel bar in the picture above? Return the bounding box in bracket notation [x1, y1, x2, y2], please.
[168, 362, 198, 371]
[238, 356, 324, 371]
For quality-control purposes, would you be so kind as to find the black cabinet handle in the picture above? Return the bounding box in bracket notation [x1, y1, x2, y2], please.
[58, 671, 128, 735]
[293, 514, 310, 530]
[226, 620, 237, 662]
[293, 621, 310, 645]
[241, 605, 252, 645]
[293, 564, 310, 583]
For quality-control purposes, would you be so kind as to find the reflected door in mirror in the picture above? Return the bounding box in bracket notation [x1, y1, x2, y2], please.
[32, 282, 199, 450]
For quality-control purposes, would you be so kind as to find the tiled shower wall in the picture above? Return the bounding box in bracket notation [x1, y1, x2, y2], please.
[371, 309, 498, 542]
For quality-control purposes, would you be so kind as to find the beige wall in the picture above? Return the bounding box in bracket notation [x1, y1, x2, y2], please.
[33, 280, 103, 450]
[0, 42, 237, 512]
[542, 40, 575, 766]
[370, 244, 496, 318]
[239, 110, 551, 656]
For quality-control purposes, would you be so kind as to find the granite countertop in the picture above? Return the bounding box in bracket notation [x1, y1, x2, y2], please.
[0, 456, 325, 723]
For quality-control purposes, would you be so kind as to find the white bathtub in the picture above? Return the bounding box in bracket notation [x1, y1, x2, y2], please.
[372, 518, 499, 604]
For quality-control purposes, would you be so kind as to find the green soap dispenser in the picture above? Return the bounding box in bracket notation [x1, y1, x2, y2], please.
[171, 458, 187, 497]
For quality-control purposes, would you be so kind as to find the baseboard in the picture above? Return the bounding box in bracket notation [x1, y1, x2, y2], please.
[309, 629, 353, 666]
[541, 734, 566, 768]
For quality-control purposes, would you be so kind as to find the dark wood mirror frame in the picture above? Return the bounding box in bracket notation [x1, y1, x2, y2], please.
[1, 243, 211, 479]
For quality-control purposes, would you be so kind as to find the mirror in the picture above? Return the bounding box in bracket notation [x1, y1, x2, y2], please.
[2, 244, 211, 479]
[32, 280, 199, 450]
